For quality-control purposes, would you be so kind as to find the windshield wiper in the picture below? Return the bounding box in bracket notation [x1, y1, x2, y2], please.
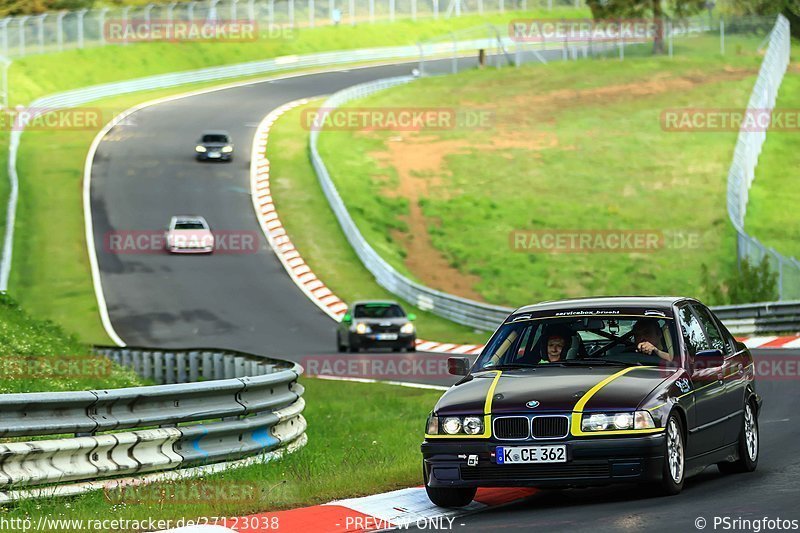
[560, 358, 642, 366]
[482, 363, 538, 370]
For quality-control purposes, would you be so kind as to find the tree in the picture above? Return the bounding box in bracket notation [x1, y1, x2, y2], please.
[0, 0, 95, 17]
[728, 0, 800, 37]
[584, 0, 707, 54]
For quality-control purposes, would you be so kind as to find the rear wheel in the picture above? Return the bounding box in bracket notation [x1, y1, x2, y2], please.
[423, 462, 476, 508]
[718, 400, 759, 474]
[658, 413, 685, 495]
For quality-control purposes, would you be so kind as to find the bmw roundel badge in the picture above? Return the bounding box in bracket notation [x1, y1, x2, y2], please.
[526, 400, 540, 409]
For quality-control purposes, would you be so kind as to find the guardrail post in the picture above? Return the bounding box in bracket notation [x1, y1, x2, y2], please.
[176, 352, 188, 383]
[202, 351, 213, 380]
[143, 350, 153, 379]
[164, 352, 176, 384]
[153, 351, 164, 384]
[224, 354, 236, 379]
[132, 350, 143, 376]
[189, 351, 200, 382]
[214, 352, 225, 379]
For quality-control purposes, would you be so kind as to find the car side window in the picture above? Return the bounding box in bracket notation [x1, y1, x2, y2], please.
[691, 305, 730, 355]
[677, 305, 709, 356]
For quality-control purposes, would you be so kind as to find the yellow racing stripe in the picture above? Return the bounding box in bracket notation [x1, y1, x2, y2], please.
[570, 366, 664, 436]
[424, 370, 502, 439]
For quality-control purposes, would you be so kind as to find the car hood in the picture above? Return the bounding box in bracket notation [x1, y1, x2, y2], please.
[434, 365, 675, 416]
[167, 229, 214, 245]
[201, 142, 230, 148]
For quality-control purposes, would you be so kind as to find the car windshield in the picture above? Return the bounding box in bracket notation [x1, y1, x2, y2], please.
[474, 314, 679, 370]
[202, 134, 229, 143]
[174, 222, 206, 230]
[353, 303, 405, 319]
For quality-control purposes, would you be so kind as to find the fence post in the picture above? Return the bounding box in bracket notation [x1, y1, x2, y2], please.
[167, 1, 177, 21]
[122, 6, 131, 45]
[248, 0, 256, 21]
[36, 15, 45, 55]
[289, 0, 295, 27]
[0, 20, 8, 59]
[232, 0, 239, 19]
[390, 0, 395, 22]
[144, 3, 155, 25]
[77, 9, 87, 49]
[433, 0, 438, 19]
[18, 16, 29, 57]
[98, 8, 109, 45]
[411, 0, 417, 21]
[451, 32, 457, 73]
[478, 0, 483, 15]
[269, 0, 275, 27]
[188, 2, 196, 22]
[350, 0, 356, 25]
[667, 19, 673, 57]
[309, 0, 315, 28]
[720, 18, 725, 55]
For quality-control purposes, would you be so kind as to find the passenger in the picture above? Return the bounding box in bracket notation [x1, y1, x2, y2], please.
[540, 334, 567, 363]
[632, 319, 674, 362]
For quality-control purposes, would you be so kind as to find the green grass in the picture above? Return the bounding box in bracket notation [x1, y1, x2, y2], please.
[270, 101, 487, 344]
[317, 34, 765, 307]
[3, 8, 589, 344]
[5, 377, 440, 529]
[0, 294, 141, 394]
[744, 60, 800, 258]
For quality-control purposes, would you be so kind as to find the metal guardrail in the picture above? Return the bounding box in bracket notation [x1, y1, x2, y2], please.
[725, 15, 798, 299]
[0, 347, 305, 492]
[711, 300, 800, 335]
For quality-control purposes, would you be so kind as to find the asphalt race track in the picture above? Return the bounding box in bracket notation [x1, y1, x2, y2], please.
[90, 56, 800, 529]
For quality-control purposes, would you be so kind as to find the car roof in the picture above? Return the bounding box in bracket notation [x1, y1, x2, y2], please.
[351, 300, 401, 307]
[171, 215, 208, 224]
[201, 130, 230, 136]
[512, 296, 691, 315]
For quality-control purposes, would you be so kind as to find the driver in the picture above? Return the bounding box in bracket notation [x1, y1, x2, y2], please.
[632, 319, 673, 362]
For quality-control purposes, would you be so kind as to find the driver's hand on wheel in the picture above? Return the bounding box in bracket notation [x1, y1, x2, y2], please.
[637, 341, 673, 362]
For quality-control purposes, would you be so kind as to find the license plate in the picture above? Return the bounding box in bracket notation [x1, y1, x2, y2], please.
[496, 445, 567, 464]
[208, 152, 221, 158]
[375, 333, 398, 341]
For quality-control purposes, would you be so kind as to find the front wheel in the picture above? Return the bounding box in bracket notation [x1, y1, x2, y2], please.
[658, 412, 685, 495]
[423, 463, 476, 508]
[718, 400, 758, 474]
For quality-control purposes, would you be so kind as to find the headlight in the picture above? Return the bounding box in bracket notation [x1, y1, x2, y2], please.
[221, 145, 233, 153]
[426, 415, 439, 435]
[463, 416, 483, 435]
[195, 145, 207, 152]
[354, 322, 371, 334]
[581, 411, 655, 432]
[442, 417, 462, 435]
[426, 415, 484, 436]
[400, 322, 414, 334]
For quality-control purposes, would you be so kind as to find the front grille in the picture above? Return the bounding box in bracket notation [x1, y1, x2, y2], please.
[494, 417, 529, 439]
[532, 416, 569, 439]
[370, 324, 399, 333]
[461, 463, 610, 481]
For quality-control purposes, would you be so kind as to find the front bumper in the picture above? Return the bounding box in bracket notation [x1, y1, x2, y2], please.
[167, 246, 214, 254]
[350, 332, 415, 348]
[421, 434, 665, 488]
[196, 151, 232, 161]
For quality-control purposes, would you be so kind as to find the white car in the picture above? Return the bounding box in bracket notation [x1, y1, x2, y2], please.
[165, 215, 214, 254]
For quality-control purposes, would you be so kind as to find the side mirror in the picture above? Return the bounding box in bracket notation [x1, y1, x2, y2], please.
[342, 312, 352, 324]
[692, 349, 724, 379]
[407, 313, 417, 321]
[447, 357, 470, 376]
